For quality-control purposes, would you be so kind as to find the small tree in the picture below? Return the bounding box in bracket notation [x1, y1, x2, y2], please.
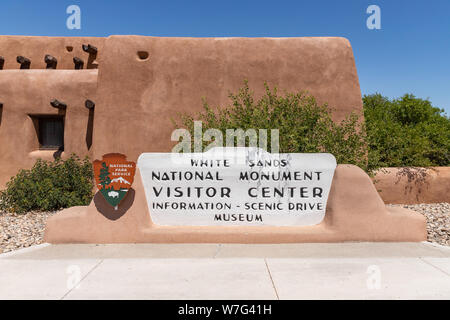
[363, 93, 450, 169]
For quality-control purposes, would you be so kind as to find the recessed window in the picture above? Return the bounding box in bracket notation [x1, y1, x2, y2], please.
[38, 117, 64, 150]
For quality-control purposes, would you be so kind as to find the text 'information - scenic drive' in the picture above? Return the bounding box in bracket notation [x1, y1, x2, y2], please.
[138, 148, 337, 226]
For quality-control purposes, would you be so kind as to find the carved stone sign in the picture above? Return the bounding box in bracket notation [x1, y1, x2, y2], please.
[93, 153, 136, 208]
[138, 148, 336, 226]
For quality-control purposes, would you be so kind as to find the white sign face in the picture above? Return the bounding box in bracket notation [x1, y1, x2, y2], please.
[138, 148, 336, 226]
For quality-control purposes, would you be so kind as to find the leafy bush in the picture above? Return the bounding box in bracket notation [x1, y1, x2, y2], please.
[364, 93, 450, 169]
[175, 81, 369, 170]
[0, 155, 94, 214]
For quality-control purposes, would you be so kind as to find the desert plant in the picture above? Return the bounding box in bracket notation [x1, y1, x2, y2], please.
[175, 81, 369, 170]
[0, 154, 94, 214]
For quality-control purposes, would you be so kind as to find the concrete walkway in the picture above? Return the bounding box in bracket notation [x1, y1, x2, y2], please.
[1, 242, 449, 299]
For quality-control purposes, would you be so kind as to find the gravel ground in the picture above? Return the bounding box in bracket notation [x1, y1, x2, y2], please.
[0, 211, 57, 254]
[1, 203, 449, 254]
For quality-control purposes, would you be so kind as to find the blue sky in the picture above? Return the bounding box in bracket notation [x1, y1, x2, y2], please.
[1, 0, 449, 114]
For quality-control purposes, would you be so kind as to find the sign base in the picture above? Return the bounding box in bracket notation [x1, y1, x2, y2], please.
[44, 165, 427, 243]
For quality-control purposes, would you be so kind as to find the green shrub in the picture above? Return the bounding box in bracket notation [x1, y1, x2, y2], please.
[0, 154, 94, 214]
[364, 93, 450, 169]
[175, 81, 369, 170]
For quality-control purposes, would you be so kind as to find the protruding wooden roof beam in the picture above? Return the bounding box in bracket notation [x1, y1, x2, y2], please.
[50, 99, 67, 110]
[45, 54, 57, 69]
[73, 57, 84, 69]
[82, 44, 98, 55]
[17, 56, 31, 69]
[85, 100, 95, 110]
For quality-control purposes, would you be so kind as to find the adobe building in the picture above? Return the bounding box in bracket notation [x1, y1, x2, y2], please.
[1, 35, 446, 206]
[0, 35, 363, 187]
[0, 35, 429, 243]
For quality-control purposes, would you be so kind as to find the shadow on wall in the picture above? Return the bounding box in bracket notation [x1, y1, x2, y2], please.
[395, 167, 431, 200]
[53, 146, 64, 159]
[86, 108, 94, 150]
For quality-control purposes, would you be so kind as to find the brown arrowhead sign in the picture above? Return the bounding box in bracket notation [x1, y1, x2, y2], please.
[93, 154, 136, 208]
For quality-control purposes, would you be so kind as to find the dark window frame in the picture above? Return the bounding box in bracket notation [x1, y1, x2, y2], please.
[30, 115, 65, 151]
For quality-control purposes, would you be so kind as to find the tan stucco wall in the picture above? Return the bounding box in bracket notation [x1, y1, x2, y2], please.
[0, 35, 363, 188]
[373, 167, 450, 204]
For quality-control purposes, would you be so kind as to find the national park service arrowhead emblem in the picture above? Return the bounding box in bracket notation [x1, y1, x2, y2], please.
[93, 154, 136, 209]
